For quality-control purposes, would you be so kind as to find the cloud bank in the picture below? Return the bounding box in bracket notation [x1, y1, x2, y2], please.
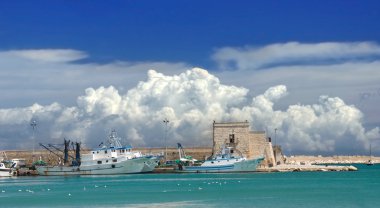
[2, 49, 88, 63]
[212, 42, 380, 130]
[0, 48, 189, 108]
[212, 41, 380, 70]
[1, 41, 380, 155]
[0, 68, 378, 155]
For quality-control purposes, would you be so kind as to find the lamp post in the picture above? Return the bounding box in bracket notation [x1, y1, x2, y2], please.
[274, 128, 277, 147]
[163, 118, 169, 162]
[30, 120, 37, 162]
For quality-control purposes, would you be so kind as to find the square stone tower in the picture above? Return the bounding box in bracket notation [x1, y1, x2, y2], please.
[212, 121, 276, 166]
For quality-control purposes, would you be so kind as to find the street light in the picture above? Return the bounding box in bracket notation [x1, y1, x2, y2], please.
[274, 128, 278, 165]
[30, 120, 37, 162]
[274, 128, 277, 147]
[163, 118, 169, 162]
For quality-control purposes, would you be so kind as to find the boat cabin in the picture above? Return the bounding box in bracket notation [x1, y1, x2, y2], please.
[91, 145, 133, 160]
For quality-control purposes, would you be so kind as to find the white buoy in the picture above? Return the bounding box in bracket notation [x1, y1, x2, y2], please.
[68, 193, 71, 196]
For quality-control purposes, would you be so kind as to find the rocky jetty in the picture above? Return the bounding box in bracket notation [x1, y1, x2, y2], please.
[258, 164, 358, 172]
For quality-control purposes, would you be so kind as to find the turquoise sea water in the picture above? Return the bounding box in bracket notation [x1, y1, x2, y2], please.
[1, 164, 379, 208]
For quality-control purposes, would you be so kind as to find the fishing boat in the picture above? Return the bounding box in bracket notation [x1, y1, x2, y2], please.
[36, 130, 161, 176]
[175, 143, 264, 173]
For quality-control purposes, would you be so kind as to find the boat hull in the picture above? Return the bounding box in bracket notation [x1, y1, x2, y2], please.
[36, 157, 158, 176]
[177, 157, 264, 173]
[141, 157, 161, 173]
[0, 169, 12, 177]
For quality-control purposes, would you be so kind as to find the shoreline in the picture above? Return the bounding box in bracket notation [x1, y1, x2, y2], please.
[2, 148, 377, 174]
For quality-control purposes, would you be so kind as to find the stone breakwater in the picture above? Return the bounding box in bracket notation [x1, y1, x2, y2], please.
[285, 155, 379, 165]
[257, 164, 358, 172]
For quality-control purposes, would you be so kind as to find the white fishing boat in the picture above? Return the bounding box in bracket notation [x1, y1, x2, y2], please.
[36, 130, 161, 176]
[175, 143, 264, 173]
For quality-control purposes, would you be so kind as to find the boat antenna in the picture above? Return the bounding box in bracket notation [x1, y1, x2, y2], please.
[108, 130, 122, 148]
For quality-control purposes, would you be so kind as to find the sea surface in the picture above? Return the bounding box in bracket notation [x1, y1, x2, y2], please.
[1, 164, 379, 208]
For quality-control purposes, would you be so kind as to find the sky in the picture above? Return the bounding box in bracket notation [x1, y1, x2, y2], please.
[1, 0, 380, 155]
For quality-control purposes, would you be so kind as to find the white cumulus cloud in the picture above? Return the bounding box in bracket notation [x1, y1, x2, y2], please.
[0, 68, 378, 155]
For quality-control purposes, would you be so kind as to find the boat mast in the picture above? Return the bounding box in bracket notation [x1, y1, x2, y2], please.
[75, 142, 81, 165]
[108, 130, 122, 148]
[64, 139, 70, 164]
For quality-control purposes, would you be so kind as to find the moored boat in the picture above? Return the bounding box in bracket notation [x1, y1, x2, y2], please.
[36, 130, 161, 176]
[366, 143, 375, 166]
[175, 143, 264, 173]
[0, 162, 16, 177]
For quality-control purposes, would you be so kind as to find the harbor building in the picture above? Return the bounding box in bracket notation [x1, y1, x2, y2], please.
[212, 121, 278, 167]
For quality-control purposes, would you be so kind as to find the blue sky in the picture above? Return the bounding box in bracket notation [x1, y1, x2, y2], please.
[1, 1, 380, 155]
[2, 1, 380, 67]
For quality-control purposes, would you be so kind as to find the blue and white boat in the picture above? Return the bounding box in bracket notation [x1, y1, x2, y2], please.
[175, 143, 264, 173]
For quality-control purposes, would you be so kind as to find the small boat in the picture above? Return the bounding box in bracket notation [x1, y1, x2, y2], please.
[366, 160, 374, 166]
[175, 143, 264, 173]
[366, 143, 375, 166]
[36, 130, 161, 176]
[0, 161, 16, 177]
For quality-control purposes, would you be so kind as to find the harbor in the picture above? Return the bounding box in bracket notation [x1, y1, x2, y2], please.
[1, 121, 377, 176]
[3, 147, 376, 176]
